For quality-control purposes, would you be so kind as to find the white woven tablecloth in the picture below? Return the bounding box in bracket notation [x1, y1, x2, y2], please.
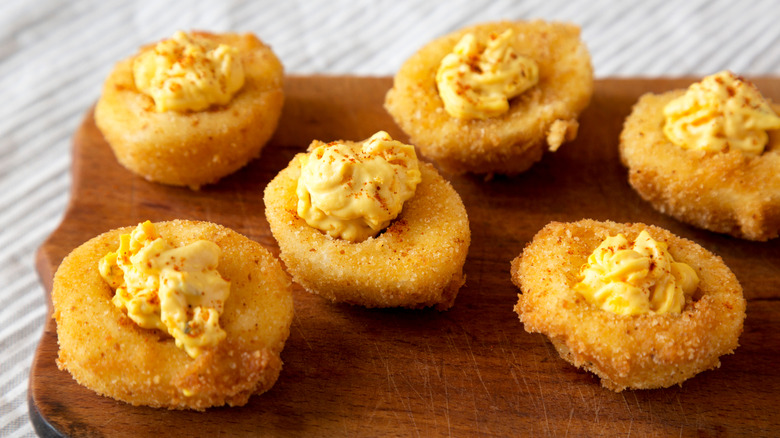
[2, 0, 779, 436]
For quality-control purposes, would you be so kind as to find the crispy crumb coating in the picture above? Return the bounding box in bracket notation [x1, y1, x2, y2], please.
[264, 157, 471, 310]
[385, 20, 593, 175]
[511, 219, 745, 391]
[95, 32, 284, 189]
[53, 220, 294, 410]
[620, 90, 780, 241]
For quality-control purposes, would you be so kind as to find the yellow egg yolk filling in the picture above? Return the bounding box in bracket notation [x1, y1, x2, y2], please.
[663, 70, 780, 155]
[573, 230, 699, 316]
[133, 31, 245, 112]
[436, 29, 539, 120]
[99, 221, 230, 358]
[296, 131, 422, 242]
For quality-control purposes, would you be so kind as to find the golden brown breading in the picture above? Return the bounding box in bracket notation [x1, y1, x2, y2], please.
[52, 220, 294, 410]
[264, 158, 470, 310]
[620, 90, 780, 241]
[95, 32, 284, 189]
[384, 20, 593, 175]
[511, 219, 745, 391]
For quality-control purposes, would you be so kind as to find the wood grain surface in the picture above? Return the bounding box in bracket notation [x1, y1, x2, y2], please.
[31, 76, 780, 437]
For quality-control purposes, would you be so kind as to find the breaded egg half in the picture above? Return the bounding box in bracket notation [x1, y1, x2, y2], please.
[52, 220, 294, 410]
[620, 91, 780, 241]
[95, 32, 284, 189]
[385, 20, 593, 176]
[511, 219, 745, 391]
[264, 157, 471, 310]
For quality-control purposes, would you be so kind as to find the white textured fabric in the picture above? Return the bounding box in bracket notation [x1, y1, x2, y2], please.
[1, 0, 779, 435]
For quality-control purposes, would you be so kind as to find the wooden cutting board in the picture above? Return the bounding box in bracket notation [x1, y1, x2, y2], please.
[31, 76, 780, 437]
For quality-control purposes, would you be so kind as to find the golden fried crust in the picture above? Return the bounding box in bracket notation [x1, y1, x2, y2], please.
[385, 20, 593, 175]
[620, 91, 780, 241]
[264, 158, 471, 310]
[52, 220, 294, 410]
[511, 219, 745, 391]
[95, 32, 285, 189]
